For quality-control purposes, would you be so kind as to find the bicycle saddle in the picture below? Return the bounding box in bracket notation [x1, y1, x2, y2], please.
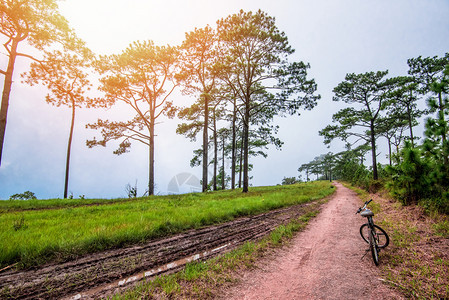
[361, 209, 374, 217]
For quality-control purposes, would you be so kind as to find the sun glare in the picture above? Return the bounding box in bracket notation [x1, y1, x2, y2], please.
[58, 0, 233, 55]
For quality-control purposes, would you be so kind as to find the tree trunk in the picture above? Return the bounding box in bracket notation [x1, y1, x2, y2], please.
[221, 134, 225, 190]
[387, 137, 392, 166]
[0, 39, 19, 167]
[370, 122, 378, 180]
[202, 94, 209, 192]
[407, 92, 415, 148]
[238, 131, 243, 188]
[213, 108, 217, 191]
[242, 103, 250, 193]
[438, 92, 449, 168]
[387, 136, 392, 166]
[149, 118, 155, 196]
[64, 99, 76, 198]
[231, 98, 237, 189]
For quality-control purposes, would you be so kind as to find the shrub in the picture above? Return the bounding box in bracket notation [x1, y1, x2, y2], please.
[386, 143, 432, 205]
[13, 215, 27, 231]
[126, 182, 138, 198]
[281, 177, 298, 185]
[9, 191, 37, 200]
[368, 179, 383, 194]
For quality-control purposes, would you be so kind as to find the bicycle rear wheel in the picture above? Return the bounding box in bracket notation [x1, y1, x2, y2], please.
[369, 230, 379, 266]
[360, 224, 389, 248]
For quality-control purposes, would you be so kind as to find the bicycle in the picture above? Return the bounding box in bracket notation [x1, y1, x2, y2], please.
[356, 199, 389, 266]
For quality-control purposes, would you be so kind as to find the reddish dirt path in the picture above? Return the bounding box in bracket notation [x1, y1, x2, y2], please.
[221, 182, 404, 300]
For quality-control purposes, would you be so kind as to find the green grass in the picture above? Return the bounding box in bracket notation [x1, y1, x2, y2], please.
[0, 182, 334, 269]
[0, 197, 137, 213]
[433, 220, 449, 238]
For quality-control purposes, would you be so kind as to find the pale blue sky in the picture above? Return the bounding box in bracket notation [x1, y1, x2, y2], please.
[0, 0, 448, 199]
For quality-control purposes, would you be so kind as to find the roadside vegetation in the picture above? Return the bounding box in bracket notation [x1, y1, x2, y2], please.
[0, 181, 334, 270]
[345, 183, 449, 299]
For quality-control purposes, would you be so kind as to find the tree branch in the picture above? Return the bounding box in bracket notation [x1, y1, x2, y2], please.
[16, 52, 42, 63]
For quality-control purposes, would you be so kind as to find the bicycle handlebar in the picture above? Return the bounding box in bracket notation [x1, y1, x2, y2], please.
[356, 199, 373, 214]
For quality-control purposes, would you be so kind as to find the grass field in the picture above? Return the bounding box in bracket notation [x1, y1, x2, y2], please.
[0, 182, 334, 269]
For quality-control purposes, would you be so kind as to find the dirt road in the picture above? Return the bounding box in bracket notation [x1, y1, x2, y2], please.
[221, 182, 404, 299]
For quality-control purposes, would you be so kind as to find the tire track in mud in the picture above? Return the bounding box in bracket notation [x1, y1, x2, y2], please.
[0, 200, 324, 299]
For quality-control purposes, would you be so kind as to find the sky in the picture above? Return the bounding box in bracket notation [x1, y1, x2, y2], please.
[0, 0, 448, 199]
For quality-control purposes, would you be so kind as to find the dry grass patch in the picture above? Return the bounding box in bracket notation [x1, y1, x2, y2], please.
[342, 182, 449, 298]
[371, 194, 449, 299]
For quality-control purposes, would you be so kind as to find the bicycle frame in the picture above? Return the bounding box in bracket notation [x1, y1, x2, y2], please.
[366, 216, 376, 236]
[356, 199, 389, 266]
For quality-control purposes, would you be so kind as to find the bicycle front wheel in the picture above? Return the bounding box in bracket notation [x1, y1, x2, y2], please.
[360, 224, 389, 248]
[370, 230, 379, 266]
